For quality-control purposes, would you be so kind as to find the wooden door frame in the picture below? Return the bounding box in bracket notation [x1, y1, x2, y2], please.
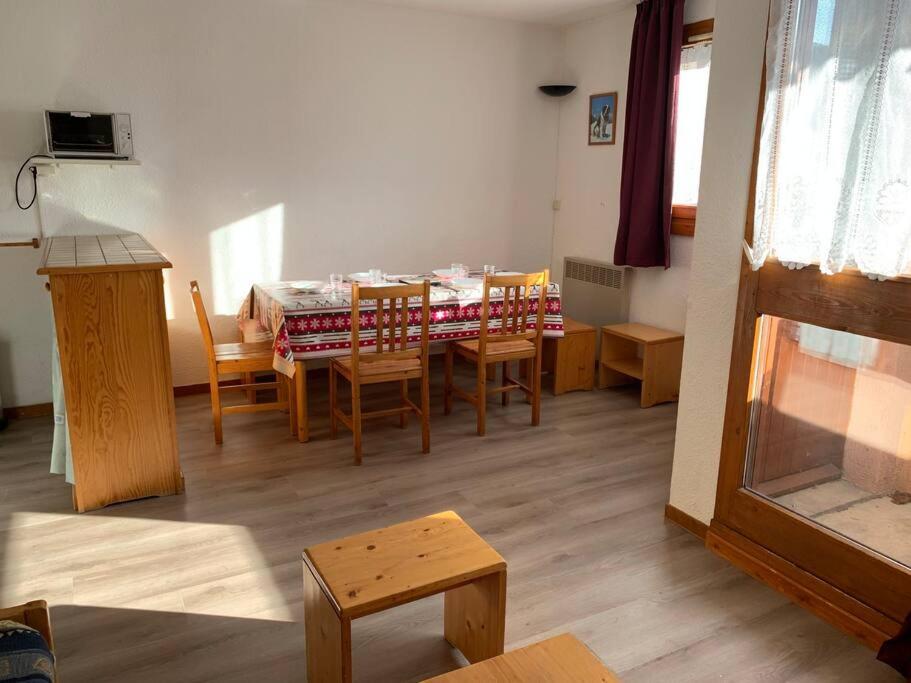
[705, 15, 911, 650]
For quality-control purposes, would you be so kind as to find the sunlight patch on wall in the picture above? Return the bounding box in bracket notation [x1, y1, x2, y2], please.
[161, 267, 175, 321]
[210, 204, 284, 315]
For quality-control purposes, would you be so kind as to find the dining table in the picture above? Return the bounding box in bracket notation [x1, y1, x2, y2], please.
[236, 270, 565, 442]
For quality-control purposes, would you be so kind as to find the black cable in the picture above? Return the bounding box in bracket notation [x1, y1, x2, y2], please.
[15, 154, 52, 210]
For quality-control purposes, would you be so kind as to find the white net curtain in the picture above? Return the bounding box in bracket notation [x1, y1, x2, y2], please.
[672, 42, 712, 206]
[747, 0, 911, 280]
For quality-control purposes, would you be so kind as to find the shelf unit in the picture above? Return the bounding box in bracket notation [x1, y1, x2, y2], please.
[601, 356, 644, 381]
[598, 323, 684, 408]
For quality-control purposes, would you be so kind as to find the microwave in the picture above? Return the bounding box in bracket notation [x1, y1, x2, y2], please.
[44, 110, 134, 160]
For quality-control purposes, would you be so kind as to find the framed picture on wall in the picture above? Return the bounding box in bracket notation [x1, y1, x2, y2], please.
[589, 91, 618, 145]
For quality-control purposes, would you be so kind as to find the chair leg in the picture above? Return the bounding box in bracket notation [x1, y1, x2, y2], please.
[294, 360, 309, 443]
[476, 360, 487, 436]
[329, 364, 338, 440]
[243, 372, 255, 404]
[532, 352, 542, 426]
[278, 374, 288, 411]
[399, 379, 409, 428]
[352, 380, 363, 465]
[209, 371, 223, 445]
[444, 343, 454, 415]
[420, 369, 430, 454]
[502, 361, 511, 407]
[288, 375, 297, 436]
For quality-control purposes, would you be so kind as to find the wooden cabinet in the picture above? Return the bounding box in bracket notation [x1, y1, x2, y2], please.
[39, 234, 183, 512]
[541, 317, 596, 395]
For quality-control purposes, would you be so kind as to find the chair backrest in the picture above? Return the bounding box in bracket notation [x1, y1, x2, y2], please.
[189, 281, 217, 363]
[350, 280, 431, 380]
[478, 269, 549, 361]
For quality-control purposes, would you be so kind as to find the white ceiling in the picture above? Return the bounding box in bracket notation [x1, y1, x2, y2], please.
[359, 0, 634, 26]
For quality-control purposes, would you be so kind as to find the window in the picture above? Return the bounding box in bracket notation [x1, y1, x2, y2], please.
[671, 19, 714, 237]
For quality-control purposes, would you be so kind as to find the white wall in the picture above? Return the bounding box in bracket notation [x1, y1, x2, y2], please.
[552, 0, 715, 334]
[0, 0, 562, 406]
[668, 0, 769, 524]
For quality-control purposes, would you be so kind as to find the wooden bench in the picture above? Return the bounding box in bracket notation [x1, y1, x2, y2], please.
[422, 633, 619, 682]
[541, 317, 596, 395]
[599, 323, 684, 408]
[302, 511, 507, 682]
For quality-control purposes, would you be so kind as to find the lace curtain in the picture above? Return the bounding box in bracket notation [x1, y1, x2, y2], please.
[747, 0, 911, 279]
[672, 42, 712, 206]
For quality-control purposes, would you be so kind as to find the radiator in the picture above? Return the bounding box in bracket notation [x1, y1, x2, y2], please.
[561, 257, 630, 353]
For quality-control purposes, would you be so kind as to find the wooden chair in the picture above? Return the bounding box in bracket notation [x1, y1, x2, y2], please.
[444, 270, 549, 436]
[190, 281, 292, 444]
[0, 600, 54, 652]
[329, 281, 431, 464]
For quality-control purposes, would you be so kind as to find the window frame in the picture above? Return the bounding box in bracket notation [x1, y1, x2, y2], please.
[670, 19, 714, 238]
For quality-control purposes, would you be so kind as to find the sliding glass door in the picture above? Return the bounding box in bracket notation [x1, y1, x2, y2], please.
[709, 0, 911, 647]
[745, 317, 911, 572]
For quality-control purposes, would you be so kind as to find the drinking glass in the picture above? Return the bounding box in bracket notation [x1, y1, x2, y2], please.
[484, 264, 496, 276]
[451, 263, 467, 278]
[369, 268, 383, 284]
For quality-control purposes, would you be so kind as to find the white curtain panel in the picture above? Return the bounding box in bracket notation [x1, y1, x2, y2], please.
[672, 42, 712, 206]
[748, 0, 911, 279]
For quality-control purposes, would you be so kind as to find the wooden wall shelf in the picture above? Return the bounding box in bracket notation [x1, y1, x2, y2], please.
[32, 157, 140, 176]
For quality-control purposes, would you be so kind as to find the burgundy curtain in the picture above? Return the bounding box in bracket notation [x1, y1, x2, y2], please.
[613, 0, 685, 269]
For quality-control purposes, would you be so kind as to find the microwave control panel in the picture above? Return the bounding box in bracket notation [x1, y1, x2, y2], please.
[115, 113, 133, 158]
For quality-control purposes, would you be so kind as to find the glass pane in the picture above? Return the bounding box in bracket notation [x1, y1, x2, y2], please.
[672, 42, 711, 206]
[746, 316, 911, 568]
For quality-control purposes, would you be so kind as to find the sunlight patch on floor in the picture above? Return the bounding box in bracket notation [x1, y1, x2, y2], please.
[2, 511, 293, 621]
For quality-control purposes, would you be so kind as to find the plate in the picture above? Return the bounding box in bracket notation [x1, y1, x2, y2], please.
[448, 277, 483, 290]
[289, 280, 323, 292]
[490, 271, 522, 276]
[433, 268, 460, 279]
[347, 272, 374, 283]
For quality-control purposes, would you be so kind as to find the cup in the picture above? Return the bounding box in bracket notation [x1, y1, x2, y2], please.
[484, 264, 496, 276]
[369, 268, 383, 284]
[451, 263, 467, 279]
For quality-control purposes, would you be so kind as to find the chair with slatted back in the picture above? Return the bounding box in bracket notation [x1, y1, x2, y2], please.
[444, 270, 549, 436]
[190, 281, 293, 444]
[329, 280, 431, 464]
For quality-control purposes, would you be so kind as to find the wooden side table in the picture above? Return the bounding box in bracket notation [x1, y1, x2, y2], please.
[599, 323, 684, 408]
[541, 317, 596, 395]
[422, 633, 620, 682]
[302, 511, 507, 682]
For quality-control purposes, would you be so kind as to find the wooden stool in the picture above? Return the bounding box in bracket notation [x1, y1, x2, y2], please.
[302, 511, 507, 682]
[541, 317, 595, 395]
[599, 323, 684, 408]
[422, 633, 620, 682]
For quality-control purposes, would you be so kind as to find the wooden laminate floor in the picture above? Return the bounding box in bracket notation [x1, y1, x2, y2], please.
[0, 365, 901, 682]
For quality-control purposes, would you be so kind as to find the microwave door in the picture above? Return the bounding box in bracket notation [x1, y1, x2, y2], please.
[47, 112, 117, 156]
